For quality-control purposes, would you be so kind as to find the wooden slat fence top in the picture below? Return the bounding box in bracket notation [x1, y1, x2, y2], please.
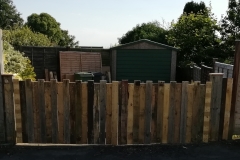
[209, 73, 224, 76]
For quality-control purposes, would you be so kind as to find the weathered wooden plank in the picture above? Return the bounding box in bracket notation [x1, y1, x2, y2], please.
[3, 75, 15, 144]
[223, 78, 233, 140]
[38, 80, 46, 143]
[168, 81, 176, 143]
[111, 81, 119, 145]
[13, 79, 22, 143]
[209, 73, 223, 141]
[45, 69, 49, 81]
[57, 82, 64, 143]
[127, 84, 134, 144]
[151, 84, 158, 143]
[44, 81, 52, 143]
[75, 81, 82, 144]
[118, 82, 122, 144]
[219, 78, 227, 140]
[203, 82, 212, 143]
[186, 84, 194, 143]
[139, 83, 146, 144]
[162, 83, 170, 144]
[81, 82, 88, 144]
[133, 80, 140, 143]
[180, 81, 188, 143]
[25, 79, 34, 143]
[93, 83, 100, 144]
[144, 81, 152, 144]
[99, 80, 107, 144]
[174, 83, 182, 143]
[69, 82, 76, 144]
[121, 80, 128, 144]
[156, 81, 164, 143]
[0, 74, 5, 142]
[51, 79, 58, 143]
[106, 83, 112, 144]
[19, 81, 27, 143]
[63, 79, 70, 144]
[32, 81, 39, 143]
[87, 80, 94, 144]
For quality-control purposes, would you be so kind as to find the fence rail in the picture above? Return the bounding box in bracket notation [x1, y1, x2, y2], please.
[0, 73, 234, 145]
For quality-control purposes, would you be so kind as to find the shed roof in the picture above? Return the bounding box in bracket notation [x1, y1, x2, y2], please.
[111, 39, 178, 51]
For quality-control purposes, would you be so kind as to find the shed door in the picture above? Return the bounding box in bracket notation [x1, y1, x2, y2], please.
[116, 49, 172, 82]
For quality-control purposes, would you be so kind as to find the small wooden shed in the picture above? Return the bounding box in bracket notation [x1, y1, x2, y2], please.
[111, 39, 178, 82]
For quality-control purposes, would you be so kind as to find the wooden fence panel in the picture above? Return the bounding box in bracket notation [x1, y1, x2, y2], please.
[106, 83, 112, 144]
[38, 80, 46, 143]
[69, 82, 76, 143]
[93, 83, 100, 144]
[180, 81, 188, 143]
[3, 75, 15, 144]
[162, 83, 170, 143]
[168, 81, 176, 143]
[145, 81, 152, 144]
[121, 80, 128, 144]
[203, 82, 212, 142]
[51, 80, 58, 143]
[63, 80, 70, 144]
[87, 80, 94, 144]
[156, 81, 164, 143]
[174, 83, 182, 143]
[133, 80, 140, 143]
[32, 81, 39, 143]
[19, 81, 27, 143]
[44, 81, 52, 143]
[151, 84, 158, 143]
[57, 82, 64, 143]
[81, 82, 88, 144]
[139, 83, 146, 144]
[186, 84, 194, 143]
[99, 80, 107, 144]
[13, 79, 22, 143]
[25, 79, 34, 143]
[127, 84, 134, 144]
[223, 78, 233, 140]
[219, 78, 227, 140]
[209, 74, 223, 141]
[118, 82, 122, 144]
[111, 81, 119, 145]
[75, 81, 82, 144]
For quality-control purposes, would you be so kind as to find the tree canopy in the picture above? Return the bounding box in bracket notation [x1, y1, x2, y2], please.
[3, 26, 53, 47]
[167, 12, 221, 66]
[118, 21, 169, 44]
[183, 1, 208, 15]
[0, 0, 23, 29]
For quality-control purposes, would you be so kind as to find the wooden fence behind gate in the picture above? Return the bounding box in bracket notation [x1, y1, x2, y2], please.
[0, 73, 234, 145]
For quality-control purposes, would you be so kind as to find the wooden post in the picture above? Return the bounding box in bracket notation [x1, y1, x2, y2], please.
[230, 40, 240, 136]
[2, 74, 15, 144]
[209, 73, 223, 141]
[212, 58, 218, 73]
[99, 80, 106, 144]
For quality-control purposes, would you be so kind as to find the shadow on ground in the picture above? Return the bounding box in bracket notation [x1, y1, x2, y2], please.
[0, 140, 240, 160]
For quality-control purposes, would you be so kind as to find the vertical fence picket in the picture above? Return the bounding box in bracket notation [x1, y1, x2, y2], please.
[93, 83, 100, 144]
[99, 80, 107, 144]
[168, 81, 176, 143]
[19, 81, 27, 143]
[38, 80, 46, 143]
[180, 81, 188, 143]
[75, 81, 82, 144]
[139, 83, 145, 144]
[45, 81, 52, 143]
[63, 79, 70, 144]
[120, 80, 128, 144]
[111, 81, 119, 145]
[174, 83, 182, 143]
[57, 82, 64, 143]
[81, 82, 88, 144]
[219, 78, 227, 140]
[69, 82, 76, 143]
[133, 80, 140, 144]
[106, 83, 112, 144]
[32, 81, 39, 143]
[51, 79, 58, 143]
[87, 80, 94, 144]
[162, 83, 170, 144]
[127, 84, 134, 144]
[157, 81, 164, 143]
[151, 84, 158, 143]
[144, 81, 152, 144]
[186, 84, 194, 143]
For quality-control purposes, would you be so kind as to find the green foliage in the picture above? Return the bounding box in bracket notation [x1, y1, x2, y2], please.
[220, 0, 240, 58]
[58, 30, 79, 47]
[118, 21, 169, 44]
[3, 41, 36, 80]
[26, 13, 62, 44]
[0, 0, 23, 29]
[3, 26, 52, 47]
[183, 1, 208, 15]
[167, 12, 221, 67]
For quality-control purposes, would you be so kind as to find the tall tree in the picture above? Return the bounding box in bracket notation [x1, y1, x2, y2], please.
[183, 1, 208, 15]
[0, 0, 23, 29]
[58, 29, 79, 47]
[167, 12, 221, 67]
[220, 0, 240, 60]
[26, 13, 62, 44]
[118, 21, 169, 44]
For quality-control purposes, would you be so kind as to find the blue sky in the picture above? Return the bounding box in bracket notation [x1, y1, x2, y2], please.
[13, 0, 228, 48]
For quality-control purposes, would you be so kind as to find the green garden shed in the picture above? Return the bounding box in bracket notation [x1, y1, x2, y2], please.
[110, 39, 178, 82]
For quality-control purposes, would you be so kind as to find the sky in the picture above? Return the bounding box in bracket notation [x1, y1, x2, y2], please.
[13, 0, 229, 48]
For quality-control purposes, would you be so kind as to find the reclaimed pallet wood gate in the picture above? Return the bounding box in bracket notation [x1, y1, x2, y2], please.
[0, 73, 234, 145]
